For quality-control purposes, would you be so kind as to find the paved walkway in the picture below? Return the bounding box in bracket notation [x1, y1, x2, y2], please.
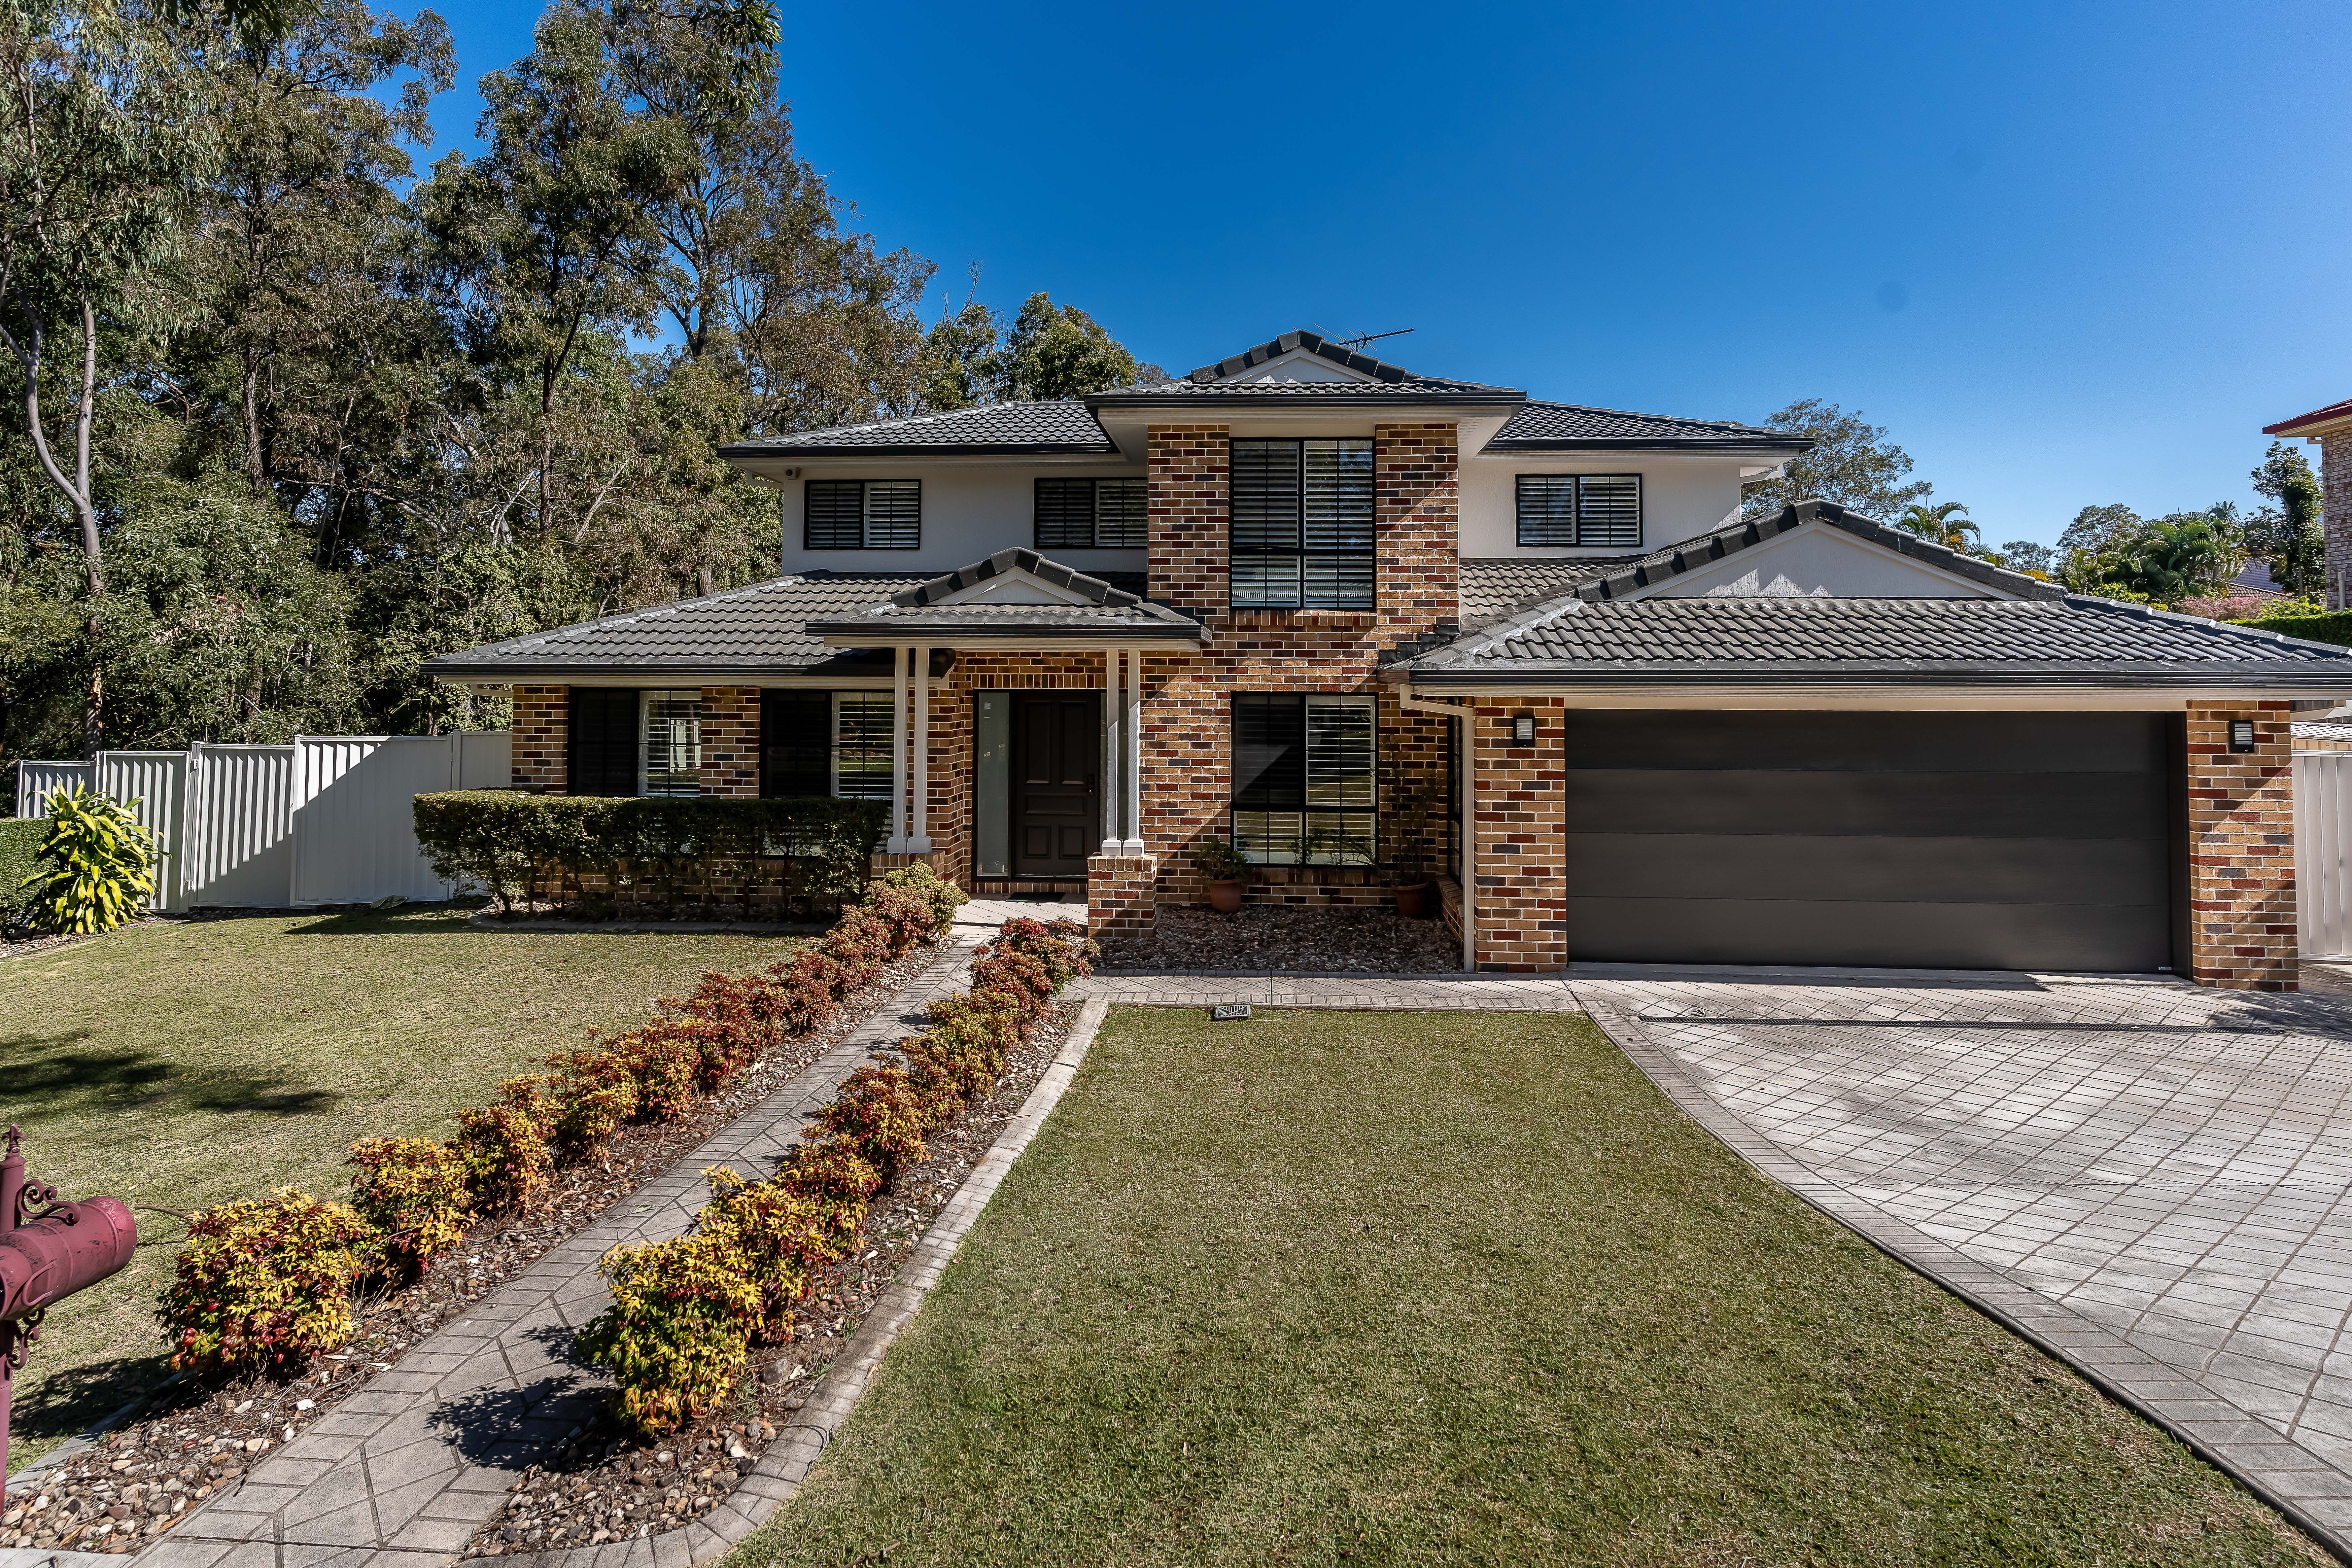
[1072, 963, 2352, 1553]
[136, 938, 984, 1568]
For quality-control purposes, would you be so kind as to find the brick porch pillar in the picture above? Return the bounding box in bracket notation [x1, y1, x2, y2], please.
[2187, 700, 2297, 990]
[511, 686, 568, 793]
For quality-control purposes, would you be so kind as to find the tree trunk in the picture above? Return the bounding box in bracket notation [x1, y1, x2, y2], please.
[242, 354, 266, 494]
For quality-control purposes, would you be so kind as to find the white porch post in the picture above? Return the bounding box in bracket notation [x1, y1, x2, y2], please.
[1101, 648, 1124, 852]
[909, 646, 932, 853]
[1121, 648, 1144, 856]
[887, 646, 908, 853]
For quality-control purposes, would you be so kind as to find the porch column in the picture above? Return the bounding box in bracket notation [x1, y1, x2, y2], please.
[1121, 648, 1144, 856]
[887, 646, 908, 852]
[909, 646, 932, 853]
[1101, 648, 1124, 852]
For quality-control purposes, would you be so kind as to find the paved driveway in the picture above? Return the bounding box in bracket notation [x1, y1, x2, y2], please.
[1571, 966, 2352, 1541]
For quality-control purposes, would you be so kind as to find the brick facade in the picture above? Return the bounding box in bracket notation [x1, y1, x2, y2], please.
[511, 687, 567, 793]
[1086, 852, 1160, 939]
[2186, 700, 2297, 991]
[699, 686, 760, 798]
[1469, 699, 1566, 971]
[2326, 429, 2352, 609]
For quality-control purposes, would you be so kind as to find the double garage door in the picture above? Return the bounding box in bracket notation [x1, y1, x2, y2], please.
[1563, 710, 2180, 974]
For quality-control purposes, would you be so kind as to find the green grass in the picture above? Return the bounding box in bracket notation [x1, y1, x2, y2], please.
[732, 1007, 2324, 1568]
[0, 905, 801, 1463]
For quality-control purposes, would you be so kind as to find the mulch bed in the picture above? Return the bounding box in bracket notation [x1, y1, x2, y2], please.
[462, 999, 1077, 1559]
[0, 934, 953, 1557]
[1102, 904, 1458, 973]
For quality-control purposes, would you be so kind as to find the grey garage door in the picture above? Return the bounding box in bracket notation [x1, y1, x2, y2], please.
[1563, 710, 2177, 973]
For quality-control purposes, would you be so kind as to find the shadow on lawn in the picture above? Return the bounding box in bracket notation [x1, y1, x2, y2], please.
[0, 1031, 340, 1119]
[8, 1345, 177, 1444]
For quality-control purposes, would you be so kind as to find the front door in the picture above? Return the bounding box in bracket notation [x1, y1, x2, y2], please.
[1012, 691, 1100, 877]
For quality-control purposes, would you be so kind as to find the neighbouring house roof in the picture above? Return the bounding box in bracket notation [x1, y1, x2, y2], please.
[2264, 397, 2352, 438]
[421, 566, 1153, 682]
[805, 548, 1206, 642]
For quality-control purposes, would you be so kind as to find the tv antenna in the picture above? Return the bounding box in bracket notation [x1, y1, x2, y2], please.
[1333, 327, 1414, 350]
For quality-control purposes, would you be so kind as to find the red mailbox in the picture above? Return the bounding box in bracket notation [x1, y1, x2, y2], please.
[1, 1126, 137, 1506]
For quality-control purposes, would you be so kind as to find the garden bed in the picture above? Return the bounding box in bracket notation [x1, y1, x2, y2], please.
[0, 933, 952, 1558]
[463, 999, 1078, 1558]
[1101, 904, 1458, 973]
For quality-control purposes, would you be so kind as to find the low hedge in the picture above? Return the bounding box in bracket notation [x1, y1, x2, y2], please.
[413, 792, 890, 921]
[2227, 609, 2352, 648]
[0, 815, 45, 930]
[158, 864, 971, 1379]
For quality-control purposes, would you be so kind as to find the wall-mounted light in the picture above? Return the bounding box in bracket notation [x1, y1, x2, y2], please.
[2230, 720, 2256, 754]
[1511, 713, 1536, 744]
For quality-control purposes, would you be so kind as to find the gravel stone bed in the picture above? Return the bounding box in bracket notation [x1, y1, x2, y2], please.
[1102, 905, 1458, 973]
[461, 1000, 1078, 1559]
[0, 935, 949, 1555]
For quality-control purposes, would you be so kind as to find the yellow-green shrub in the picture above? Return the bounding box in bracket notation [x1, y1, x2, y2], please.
[454, 1075, 558, 1213]
[348, 1138, 473, 1281]
[161, 1190, 375, 1373]
[578, 1231, 762, 1437]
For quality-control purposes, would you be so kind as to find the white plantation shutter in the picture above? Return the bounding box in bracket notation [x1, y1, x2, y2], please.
[639, 691, 702, 797]
[833, 692, 895, 800]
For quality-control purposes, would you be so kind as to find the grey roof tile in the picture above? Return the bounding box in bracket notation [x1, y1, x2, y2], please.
[719, 400, 1117, 457]
[1184, 328, 1427, 385]
[1489, 400, 1806, 449]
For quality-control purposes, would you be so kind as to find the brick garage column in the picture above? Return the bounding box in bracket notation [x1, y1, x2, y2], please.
[511, 686, 568, 793]
[2187, 700, 2297, 990]
[2326, 429, 2352, 608]
[1471, 699, 1565, 971]
[699, 687, 760, 798]
[1147, 424, 1230, 619]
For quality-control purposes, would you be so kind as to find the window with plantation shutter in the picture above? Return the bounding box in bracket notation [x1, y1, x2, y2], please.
[1515, 473, 1643, 548]
[1229, 693, 1377, 865]
[1230, 438, 1373, 609]
[1034, 478, 1144, 549]
[640, 690, 702, 797]
[760, 691, 831, 798]
[832, 692, 894, 801]
[803, 479, 920, 549]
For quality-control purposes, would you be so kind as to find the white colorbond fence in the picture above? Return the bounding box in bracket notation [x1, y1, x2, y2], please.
[12, 732, 510, 910]
[2299, 750, 2352, 960]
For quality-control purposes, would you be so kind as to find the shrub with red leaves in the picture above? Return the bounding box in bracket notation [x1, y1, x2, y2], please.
[810, 1064, 930, 1172]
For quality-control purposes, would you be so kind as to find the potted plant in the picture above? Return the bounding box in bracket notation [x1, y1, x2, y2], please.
[1188, 839, 1253, 913]
[1383, 745, 1440, 919]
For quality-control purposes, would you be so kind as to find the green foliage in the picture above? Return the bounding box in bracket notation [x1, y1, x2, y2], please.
[1739, 400, 1931, 520]
[876, 860, 967, 938]
[996, 292, 1151, 400]
[2227, 609, 2352, 648]
[2080, 509, 2242, 604]
[347, 1137, 474, 1283]
[0, 815, 44, 928]
[1996, 539, 2055, 576]
[1894, 499, 1980, 553]
[20, 783, 161, 934]
[452, 1074, 559, 1214]
[410, 790, 887, 918]
[2247, 441, 2326, 599]
[160, 1189, 375, 1373]
[1187, 839, 1252, 882]
[2060, 503, 2143, 557]
[578, 1229, 762, 1437]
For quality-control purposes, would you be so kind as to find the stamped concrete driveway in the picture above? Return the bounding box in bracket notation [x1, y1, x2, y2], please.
[1571, 966, 2352, 1546]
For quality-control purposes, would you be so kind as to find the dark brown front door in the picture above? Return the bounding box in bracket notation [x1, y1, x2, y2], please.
[1012, 691, 1099, 877]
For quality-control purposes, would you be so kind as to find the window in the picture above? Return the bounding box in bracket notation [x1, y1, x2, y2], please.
[1230, 437, 1374, 608]
[568, 688, 639, 796]
[759, 690, 895, 800]
[804, 478, 921, 549]
[1034, 477, 1145, 549]
[1231, 693, 1375, 864]
[639, 690, 701, 797]
[1516, 473, 1642, 548]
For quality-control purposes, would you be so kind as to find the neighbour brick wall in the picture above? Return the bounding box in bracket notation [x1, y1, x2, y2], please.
[2187, 700, 2296, 991]
[1470, 699, 1566, 972]
[512, 686, 567, 793]
[699, 687, 760, 798]
[2325, 430, 2352, 609]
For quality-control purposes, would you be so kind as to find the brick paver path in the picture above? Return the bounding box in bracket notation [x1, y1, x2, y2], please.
[133, 938, 983, 1568]
[1071, 963, 2352, 1552]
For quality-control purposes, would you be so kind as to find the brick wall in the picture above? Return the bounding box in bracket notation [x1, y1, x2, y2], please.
[2325, 430, 2352, 609]
[512, 686, 567, 793]
[1148, 425, 1231, 617]
[1469, 699, 1566, 972]
[699, 687, 760, 798]
[2187, 700, 2296, 991]
[1086, 852, 1160, 939]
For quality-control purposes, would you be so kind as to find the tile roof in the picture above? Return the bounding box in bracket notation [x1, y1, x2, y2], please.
[718, 400, 1118, 458]
[810, 549, 1205, 640]
[1459, 558, 1613, 628]
[889, 548, 1149, 607]
[1185, 329, 1427, 385]
[421, 567, 1151, 681]
[2264, 396, 2352, 437]
[1085, 376, 1520, 408]
[1489, 400, 1810, 450]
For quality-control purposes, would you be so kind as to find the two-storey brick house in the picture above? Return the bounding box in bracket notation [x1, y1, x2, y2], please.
[428, 330, 2352, 989]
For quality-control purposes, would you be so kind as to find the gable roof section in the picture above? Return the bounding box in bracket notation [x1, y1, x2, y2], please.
[717, 399, 1119, 459]
[888, 547, 1146, 607]
[808, 548, 1204, 642]
[1489, 400, 1811, 452]
[1184, 329, 1424, 385]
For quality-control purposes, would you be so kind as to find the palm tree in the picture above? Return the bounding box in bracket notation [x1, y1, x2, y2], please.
[2097, 508, 2243, 604]
[1895, 500, 1981, 553]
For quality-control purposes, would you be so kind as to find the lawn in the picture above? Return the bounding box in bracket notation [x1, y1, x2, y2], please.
[0, 905, 800, 1464]
[731, 1007, 2325, 1568]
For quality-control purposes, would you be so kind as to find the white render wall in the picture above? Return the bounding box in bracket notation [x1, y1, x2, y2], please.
[1456, 451, 1752, 559]
[773, 461, 1147, 578]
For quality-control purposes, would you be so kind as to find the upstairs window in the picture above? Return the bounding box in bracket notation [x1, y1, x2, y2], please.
[1230, 437, 1374, 609]
[805, 478, 921, 549]
[1231, 693, 1376, 865]
[1516, 473, 1642, 548]
[761, 690, 895, 800]
[1035, 477, 1145, 549]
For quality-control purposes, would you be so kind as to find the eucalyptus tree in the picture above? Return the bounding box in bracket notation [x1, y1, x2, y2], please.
[1739, 399, 1931, 520]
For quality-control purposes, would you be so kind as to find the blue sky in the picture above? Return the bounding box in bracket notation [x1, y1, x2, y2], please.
[420, 0, 2352, 548]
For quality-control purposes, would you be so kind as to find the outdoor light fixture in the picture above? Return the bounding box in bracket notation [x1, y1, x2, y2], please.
[2230, 720, 2256, 754]
[1511, 713, 1536, 744]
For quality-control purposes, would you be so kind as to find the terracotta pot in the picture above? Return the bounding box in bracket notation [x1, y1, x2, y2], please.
[1393, 880, 1433, 919]
[1208, 879, 1244, 913]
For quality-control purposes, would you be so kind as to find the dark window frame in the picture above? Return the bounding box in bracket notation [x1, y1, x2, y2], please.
[568, 687, 640, 797]
[759, 689, 895, 800]
[1228, 437, 1376, 610]
[1033, 476, 1145, 550]
[803, 478, 922, 550]
[1229, 692, 1378, 865]
[1515, 472, 1643, 549]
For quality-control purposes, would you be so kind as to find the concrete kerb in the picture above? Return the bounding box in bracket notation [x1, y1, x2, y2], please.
[1568, 985, 2352, 1568]
[495, 997, 1113, 1568]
